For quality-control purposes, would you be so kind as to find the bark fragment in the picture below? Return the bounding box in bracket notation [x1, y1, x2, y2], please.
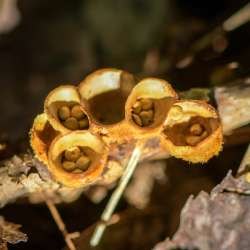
[153, 172, 250, 250]
[0, 216, 27, 249]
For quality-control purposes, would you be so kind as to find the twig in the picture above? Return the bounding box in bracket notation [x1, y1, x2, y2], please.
[90, 142, 142, 247]
[223, 3, 250, 32]
[215, 81, 250, 135]
[0, 0, 20, 33]
[176, 3, 250, 65]
[237, 143, 250, 178]
[43, 192, 80, 250]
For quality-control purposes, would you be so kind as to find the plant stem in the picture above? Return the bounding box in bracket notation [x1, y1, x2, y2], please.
[90, 143, 142, 247]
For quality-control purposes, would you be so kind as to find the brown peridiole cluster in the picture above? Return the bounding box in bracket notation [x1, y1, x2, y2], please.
[132, 98, 155, 127]
[61, 146, 91, 173]
[58, 104, 89, 130]
[30, 68, 223, 188]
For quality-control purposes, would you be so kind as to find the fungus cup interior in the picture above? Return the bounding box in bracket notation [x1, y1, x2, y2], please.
[58, 146, 99, 174]
[79, 69, 135, 125]
[164, 112, 220, 147]
[87, 89, 128, 125]
[49, 132, 105, 178]
[130, 97, 176, 129]
[126, 78, 177, 130]
[45, 86, 89, 131]
[31, 114, 58, 159]
[49, 101, 89, 130]
[35, 120, 58, 148]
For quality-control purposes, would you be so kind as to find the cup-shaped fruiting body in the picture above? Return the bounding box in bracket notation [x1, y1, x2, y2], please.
[79, 68, 135, 126]
[45, 85, 90, 133]
[30, 113, 59, 164]
[48, 131, 107, 188]
[162, 100, 223, 163]
[125, 78, 178, 138]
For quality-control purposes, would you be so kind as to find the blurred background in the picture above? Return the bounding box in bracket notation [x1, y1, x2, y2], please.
[0, 0, 249, 249]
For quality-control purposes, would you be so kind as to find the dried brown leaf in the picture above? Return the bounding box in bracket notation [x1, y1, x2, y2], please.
[0, 216, 27, 246]
[153, 172, 250, 250]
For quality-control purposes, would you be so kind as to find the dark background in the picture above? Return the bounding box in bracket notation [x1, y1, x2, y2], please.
[0, 0, 249, 249]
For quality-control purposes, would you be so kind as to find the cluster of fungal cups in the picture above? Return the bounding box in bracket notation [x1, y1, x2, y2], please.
[31, 68, 223, 188]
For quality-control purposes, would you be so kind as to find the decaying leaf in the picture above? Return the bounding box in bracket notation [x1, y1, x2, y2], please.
[0, 154, 85, 207]
[0, 216, 27, 249]
[153, 172, 250, 250]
